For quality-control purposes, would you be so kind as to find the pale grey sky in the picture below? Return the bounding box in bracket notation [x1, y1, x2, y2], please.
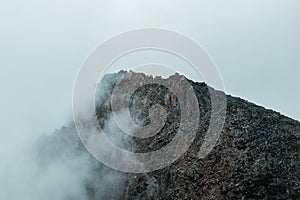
[0, 1, 299, 199]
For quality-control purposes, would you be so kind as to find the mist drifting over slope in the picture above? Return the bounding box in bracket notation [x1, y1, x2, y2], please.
[0, 73, 133, 200]
[1, 71, 299, 199]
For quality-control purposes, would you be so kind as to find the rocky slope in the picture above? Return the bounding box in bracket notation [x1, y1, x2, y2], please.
[38, 71, 300, 199]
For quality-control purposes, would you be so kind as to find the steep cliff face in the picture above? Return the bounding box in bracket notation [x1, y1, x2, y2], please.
[39, 71, 300, 199]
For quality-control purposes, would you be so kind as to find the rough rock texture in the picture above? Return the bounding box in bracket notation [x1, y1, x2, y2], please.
[41, 71, 300, 199]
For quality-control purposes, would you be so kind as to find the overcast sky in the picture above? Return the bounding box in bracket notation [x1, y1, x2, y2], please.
[0, 0, 299, 140]
[0, 1, 299, 199]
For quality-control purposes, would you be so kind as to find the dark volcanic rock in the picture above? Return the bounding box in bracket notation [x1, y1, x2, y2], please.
[41, 71, 300, 199]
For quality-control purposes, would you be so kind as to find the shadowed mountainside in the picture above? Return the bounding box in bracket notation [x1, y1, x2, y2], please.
[38, 71, 300, 199]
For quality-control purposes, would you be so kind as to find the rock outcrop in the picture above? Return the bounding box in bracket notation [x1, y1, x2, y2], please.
[39, 71, 300, 199]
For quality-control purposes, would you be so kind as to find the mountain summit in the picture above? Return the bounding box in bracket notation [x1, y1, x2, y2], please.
[39, 71, 300, 199]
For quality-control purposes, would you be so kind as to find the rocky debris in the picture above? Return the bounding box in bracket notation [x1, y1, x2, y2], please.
[40, 71, 300, 199]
